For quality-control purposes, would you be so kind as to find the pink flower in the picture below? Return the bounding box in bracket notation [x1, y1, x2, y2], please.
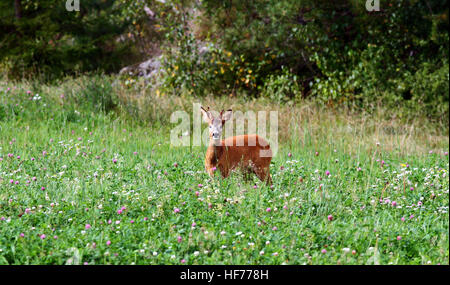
[266, 208, 271, 212]
[409, 215, 414, 219]
[174, 208, 180, 213]
[392, 201, 397, 207]
[327, 215, 333, 221]
[191, 222, 196, 228]
[144, 217, 148, 221]
[133, 152, 138, 155]
[177, 236, 182, 243]
[397, 236, 402, 241]
[288, 152, 292, 157]
[272, 226, 278, 231]
[106, 240, 111, 246]
[117, 209, 122, 214]
[212, 167, 217, 172]
[173, 162, 178, 167]
[85, 224, 91, 229]
[253, 185, 258, 189]
[41, 187, 45, 191]
[53, 235, 58, 239]
[321, 249, 327, 254]
[130, 220, 134, 224]
[198, 184, 203, 188]
[325, 170, 330, 176]
[113, 158, 117, 164]
[410, 187, 414, 191]
[40, 234, 46, 239]
[401, 217, 405, 222]
[108, 219, 112, 224]
[181, 259, 186, 264]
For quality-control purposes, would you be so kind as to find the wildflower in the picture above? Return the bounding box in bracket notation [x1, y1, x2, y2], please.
[191, 222, 196, 228]
[20, 233, 25, 237]
[174, 208, 180, 213]
[266, 208, 271, 212]
[181, 259, 186, 264]
[177, 236, 182, 243]
[106, 240, 111, 246]
[328, 215, 333, 221]
[325, 170, 330, 176]
[198, 184, 203, 188]
[397, 236, 402, 241]
[113, 158, 117, 164]
[321, 249, 327, 254]
[40, 234, 46, 239]
[85, 224, 91, 229]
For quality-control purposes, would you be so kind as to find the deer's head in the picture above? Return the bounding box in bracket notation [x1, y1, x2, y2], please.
[200, 106, 232, 142]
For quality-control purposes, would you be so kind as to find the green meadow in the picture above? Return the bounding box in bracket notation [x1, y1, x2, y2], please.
[0, 77, 448, 265]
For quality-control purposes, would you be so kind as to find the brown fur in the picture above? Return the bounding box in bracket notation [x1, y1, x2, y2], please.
[205, 134, 272, 185]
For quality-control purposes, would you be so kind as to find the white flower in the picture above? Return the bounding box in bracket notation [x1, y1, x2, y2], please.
[194, 251, 200, 256]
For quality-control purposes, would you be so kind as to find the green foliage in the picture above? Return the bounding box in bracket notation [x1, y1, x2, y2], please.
[260, 68, 302, 103]
[0, 0, 134, 81]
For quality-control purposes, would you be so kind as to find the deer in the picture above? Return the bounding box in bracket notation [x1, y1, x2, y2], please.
[200, 106, 273, 185]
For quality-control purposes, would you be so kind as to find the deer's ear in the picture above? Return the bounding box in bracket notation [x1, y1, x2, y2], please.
[221, 109, 232, 121]
[200, 106, 212, 123]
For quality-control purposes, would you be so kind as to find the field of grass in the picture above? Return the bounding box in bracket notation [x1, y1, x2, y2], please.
[0, 77, 448, 265]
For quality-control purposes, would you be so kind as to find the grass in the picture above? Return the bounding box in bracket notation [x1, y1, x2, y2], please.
[0, 76, 448, 265]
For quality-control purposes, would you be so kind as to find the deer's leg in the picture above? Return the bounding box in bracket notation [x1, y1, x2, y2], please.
[241, 166, 253, 183]
[219, 165, 230, 179]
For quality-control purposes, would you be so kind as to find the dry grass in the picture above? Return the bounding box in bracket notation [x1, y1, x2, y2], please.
[9, 75, 448, 156]
[112, 79, 448, 155]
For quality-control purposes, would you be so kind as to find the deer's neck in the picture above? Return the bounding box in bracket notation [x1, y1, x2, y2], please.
[206, 140, 224, 166]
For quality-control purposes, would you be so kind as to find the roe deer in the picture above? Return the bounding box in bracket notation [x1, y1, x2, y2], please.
[200, 106, 272, 185]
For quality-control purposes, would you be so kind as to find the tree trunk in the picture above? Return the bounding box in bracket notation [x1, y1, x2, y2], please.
[14, 0, 22, 19]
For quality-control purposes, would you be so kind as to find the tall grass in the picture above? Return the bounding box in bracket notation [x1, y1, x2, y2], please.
[0, 75, 448, 265]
